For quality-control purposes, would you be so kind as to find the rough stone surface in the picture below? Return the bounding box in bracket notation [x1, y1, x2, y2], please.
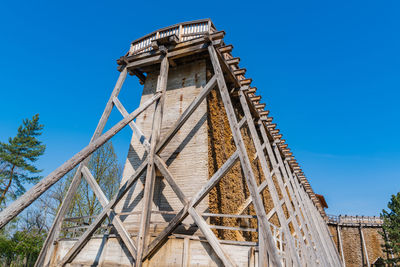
[328, 224, 387, 267]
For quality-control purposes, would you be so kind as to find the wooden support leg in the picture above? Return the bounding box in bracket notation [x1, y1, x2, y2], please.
[337, 224, 346, 267]
[0, 88, 160, 231]
[282, 160, 329, 267]
[208, 44, 282, 267]
[136, 55, 169, 267]
[237, 90, 302, 266]
[35, 68, 129, 267]
[58, 159, 148, 266]
[360, 225, 370, 267]
[143, 151, 239, 260]
[256, 119, 319, 265]
[81, 166, 137, 259]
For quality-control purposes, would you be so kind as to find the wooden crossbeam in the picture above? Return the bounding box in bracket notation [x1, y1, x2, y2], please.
[154, 154, 237, 266]
[58, 159, 148, 266]
[256, 119, 317, 264]
[143, 151, 239, 260]
[238, 90, 302, 265]
[208, 44, 282, 267]
[113, 96, 150, 151]
[35, 68, 129, 267]
[136, 55, 169, 266]
[81, 166, 137, 259]
[0, 91, 161, 230]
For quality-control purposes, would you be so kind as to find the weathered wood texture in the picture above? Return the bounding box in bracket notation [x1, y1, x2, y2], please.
[0, 91, 160, 229]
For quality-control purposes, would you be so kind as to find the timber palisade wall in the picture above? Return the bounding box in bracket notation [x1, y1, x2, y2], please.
[327, 215, 388, 267]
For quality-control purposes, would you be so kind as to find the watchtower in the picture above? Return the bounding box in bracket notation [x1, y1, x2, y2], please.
[0, 19, 342, 267]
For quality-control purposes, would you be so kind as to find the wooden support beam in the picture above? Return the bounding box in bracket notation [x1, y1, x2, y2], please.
[35, 68, 129, 267]
[226, 57, 240, 65]
[58, 159, 148, 266]
[337, 224, 346, 267]
[208, 44, 282, 267]
[233, 68, 246, 76]
[0, 92, 161, 230]
[81, 166, 137, 259]
[136, 55, 169, 267]
[238, 90, 302, 265]
[360, 225, 370, 267]
[240, 78, 252, 86]
[189, 207, 237, 267]
[156, 75, 217, 153]
[143, 151, 239, 260]
[113, 97, 150, 151]
[218, 44, 233, 53]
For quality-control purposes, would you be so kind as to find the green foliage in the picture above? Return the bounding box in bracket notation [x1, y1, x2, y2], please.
[0, 114, 45, 207]
[0, 215, 47, 267]
[380, 192, 400, 264]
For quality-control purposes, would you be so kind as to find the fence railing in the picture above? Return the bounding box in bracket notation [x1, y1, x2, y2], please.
[327, 214, 383, 225]
[129, 19, 216, 55]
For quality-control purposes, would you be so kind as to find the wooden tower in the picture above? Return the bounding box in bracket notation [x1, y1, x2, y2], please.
[0, 19, 342, 266]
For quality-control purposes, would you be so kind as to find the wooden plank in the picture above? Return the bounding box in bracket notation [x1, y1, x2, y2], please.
[293, 169, 339, 266]
[35, 68, 129, 267]
[202, 213, 257, 219]
[154, 155, 188, 205]
[136, 55, 169, 267]
[182, 237, 189, 267]
[360, 225, 370, 267]
[238, 90, 302, 265]
[188, 207, 238, 267]
[208, 225, 257, 232]
[284, 162, 330, 266]
[0, 91, 160, 230]
[81, 166, 137, 259]
[113, 96, 150, 151]
[143, 151, 239, 260]
[337, 224, 346, 267]
[208, 44, 281, 267]
[58, 159, 148, 266]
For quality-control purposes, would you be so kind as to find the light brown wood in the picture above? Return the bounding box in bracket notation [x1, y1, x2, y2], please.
[208, 44, 282, 267]
[58, 159, 148, 266]
[0, 92, 160, 230]
[136, 55, 169, 267]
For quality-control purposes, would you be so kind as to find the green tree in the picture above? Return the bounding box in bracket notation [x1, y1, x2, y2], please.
[47, 141, 121, 236]
[0, 114, 45, 207]
[380, 192, 400, 265]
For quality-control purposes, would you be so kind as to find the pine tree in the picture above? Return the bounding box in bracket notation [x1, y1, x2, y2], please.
[0, 114, 46, 208]
[380, 192, 400, 264]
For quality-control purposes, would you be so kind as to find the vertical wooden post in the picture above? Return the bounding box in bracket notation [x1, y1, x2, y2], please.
[136, 55, 169, 267]
[285, 163, 335, 266]
[36, 68, 128, 266]
[208, 44, 282, 267]
[337, 223, 346, 267]
[237, 90, 302, 266]
[360, 225, 370, 267]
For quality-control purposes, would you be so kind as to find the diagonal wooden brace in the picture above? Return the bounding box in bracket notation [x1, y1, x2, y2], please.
[0, 91, 161, 230]
[143, 151, 239, 260]
[81, 166, 137, 260]
[58, 159, 148, 266]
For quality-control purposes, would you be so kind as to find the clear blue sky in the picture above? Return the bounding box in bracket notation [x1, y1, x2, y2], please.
[0, 0, 399, 216]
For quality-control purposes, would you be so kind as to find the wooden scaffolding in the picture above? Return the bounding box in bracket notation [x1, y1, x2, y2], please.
[0, 19, 342, 266]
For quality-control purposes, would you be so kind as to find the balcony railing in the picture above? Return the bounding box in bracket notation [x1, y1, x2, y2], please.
[327, 214, 383, 226]
[129, 19, 216, 55]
